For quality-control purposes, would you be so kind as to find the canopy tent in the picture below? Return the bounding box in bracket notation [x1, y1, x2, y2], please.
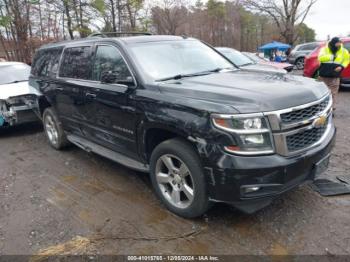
[258, 41, 291, 51]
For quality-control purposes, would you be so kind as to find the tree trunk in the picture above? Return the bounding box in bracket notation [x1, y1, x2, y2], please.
[63, 0, 74, 39]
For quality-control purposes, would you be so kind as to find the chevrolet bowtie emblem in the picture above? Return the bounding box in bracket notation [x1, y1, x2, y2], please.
[312, 115, 327, 128]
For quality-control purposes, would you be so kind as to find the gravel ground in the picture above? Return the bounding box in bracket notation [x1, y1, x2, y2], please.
[0, 85, 349, 256]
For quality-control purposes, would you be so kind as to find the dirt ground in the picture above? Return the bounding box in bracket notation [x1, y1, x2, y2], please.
[0, 89, 349, 256]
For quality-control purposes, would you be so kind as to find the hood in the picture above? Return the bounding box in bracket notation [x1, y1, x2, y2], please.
[157, 70, 329, 113]
[241, 63, 287, 74]
[0, 81, 42, 100]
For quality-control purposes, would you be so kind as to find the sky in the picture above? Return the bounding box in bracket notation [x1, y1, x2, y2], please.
[304, 0, 350, 40]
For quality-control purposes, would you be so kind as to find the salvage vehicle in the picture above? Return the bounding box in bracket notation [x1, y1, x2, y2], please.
[243, 52, 294, 72]
[216, 47, 287, 74]
[30, 34, 335, 218]
[0, 62, 40, 127]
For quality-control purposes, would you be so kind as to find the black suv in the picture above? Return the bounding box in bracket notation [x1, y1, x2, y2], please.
[30, 34, 335, 218]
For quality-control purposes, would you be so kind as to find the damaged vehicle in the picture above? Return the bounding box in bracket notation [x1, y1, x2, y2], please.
[30, 34, 335, 218]
[0, 62, 41, 127]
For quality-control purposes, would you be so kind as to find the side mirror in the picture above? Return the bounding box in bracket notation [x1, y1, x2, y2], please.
[101, 70, 117, 84]
[101, 71, 135, 87]
[115, 76, 135, 87]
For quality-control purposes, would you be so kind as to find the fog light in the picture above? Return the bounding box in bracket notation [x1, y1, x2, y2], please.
[244, 186, 260, 193]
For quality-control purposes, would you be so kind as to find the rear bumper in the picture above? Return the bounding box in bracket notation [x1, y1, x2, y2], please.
[340, 77, 350, 88]
[204, 125, 336, 213]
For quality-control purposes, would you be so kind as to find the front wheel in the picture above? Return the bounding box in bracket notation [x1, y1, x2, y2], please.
[295, 57, 305, 70]
[43, 108, 69, 150]
[150, 138, 210, 218]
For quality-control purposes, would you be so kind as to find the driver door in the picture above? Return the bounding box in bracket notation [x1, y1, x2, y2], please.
[81, 44, 139, 160]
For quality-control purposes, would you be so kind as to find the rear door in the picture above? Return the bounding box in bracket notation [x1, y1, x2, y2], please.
[56, 45, 93, 136]
[79, 44, 140, 159]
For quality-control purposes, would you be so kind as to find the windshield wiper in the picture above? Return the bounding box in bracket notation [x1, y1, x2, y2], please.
[239, 62, 255, 67]
[155, 67, 234, 82]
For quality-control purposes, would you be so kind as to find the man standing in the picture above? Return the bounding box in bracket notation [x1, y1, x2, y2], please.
[318, 37, 349, 110]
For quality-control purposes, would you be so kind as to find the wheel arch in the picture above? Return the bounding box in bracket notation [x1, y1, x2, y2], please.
[38, 96, 52, 117]
[139, 123, 198, 163]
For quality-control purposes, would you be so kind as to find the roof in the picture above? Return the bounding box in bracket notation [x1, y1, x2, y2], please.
[296, 41, 320, 47]
[39, 35, 193, 50]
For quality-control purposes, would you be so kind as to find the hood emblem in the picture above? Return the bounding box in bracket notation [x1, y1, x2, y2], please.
[312, 115, 327, 128]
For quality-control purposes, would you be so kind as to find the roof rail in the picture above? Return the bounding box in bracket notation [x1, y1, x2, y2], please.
[88, 32, 152, 38]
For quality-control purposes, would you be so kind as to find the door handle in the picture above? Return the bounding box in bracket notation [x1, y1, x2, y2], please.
[86, 92, 97, 99]
[56, 87, 64, 91]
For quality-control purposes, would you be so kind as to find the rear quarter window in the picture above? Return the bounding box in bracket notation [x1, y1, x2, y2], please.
[59, 46, 91, 79]
[31, 47, 63, 77]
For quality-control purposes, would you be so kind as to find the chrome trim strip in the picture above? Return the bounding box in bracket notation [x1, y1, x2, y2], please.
[224, 147, 274, 156]
[265, 93, 331, 116]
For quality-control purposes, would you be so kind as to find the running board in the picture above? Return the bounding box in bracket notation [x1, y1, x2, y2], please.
[67, 134, 149, 172]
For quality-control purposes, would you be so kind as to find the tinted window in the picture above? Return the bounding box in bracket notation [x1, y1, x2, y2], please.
[31, 48, 63, 77]
[59, 46, 91, 79]
[92, 45, 132, 83]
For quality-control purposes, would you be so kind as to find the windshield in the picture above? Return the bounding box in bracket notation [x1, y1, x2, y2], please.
[0, 64, 30, 85]
[129, 40, 234, 81]
[217, 48, 254, 67]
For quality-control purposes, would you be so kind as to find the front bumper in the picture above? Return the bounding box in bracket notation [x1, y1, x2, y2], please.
[0, 103, 39, 127]
[204, 125, 336, 213]
[340, 77, 350, 88]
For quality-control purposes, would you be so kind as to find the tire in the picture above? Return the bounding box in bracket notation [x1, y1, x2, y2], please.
[295, 57, 305, 70]
[150, 138, 210, 218]
[43, 107, 69, 150]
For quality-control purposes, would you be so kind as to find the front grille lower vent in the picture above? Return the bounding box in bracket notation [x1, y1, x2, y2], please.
[286, 124, 328, 152]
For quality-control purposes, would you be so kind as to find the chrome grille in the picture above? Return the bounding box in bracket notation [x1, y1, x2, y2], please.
[286, 123, 328, 152]
[280, 96, 330, 124]
[266, 94, 333, 156]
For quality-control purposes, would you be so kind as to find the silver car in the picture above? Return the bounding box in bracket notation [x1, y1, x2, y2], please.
[0, 62, 41, 127]
[288, 42, 320, 70]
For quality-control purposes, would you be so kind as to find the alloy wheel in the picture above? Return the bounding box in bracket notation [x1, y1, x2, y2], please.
[45, 115, 58, 145]
[296, 58, 304, 70]
[155, 154, 195, 209]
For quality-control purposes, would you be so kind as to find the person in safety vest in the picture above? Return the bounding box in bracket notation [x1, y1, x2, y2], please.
[318, 37, 350, 110]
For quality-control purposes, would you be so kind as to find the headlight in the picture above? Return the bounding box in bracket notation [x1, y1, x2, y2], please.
[212, 113, 274, 155]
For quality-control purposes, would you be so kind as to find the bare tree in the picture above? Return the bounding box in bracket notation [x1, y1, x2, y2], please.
[151, 0, 188, 35]
[242, 0, 317, 45]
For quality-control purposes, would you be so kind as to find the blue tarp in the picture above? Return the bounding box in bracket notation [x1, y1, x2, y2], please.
[259, 41, 291, 51]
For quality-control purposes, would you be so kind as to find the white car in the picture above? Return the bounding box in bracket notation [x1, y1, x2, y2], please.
[0, 62, 41, 127]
